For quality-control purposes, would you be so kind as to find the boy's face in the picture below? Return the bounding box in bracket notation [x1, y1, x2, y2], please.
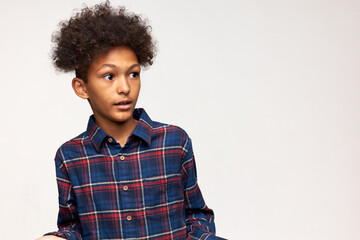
[74, 46, 141, 126]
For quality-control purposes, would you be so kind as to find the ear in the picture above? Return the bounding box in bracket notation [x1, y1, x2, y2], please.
[72, 77, 89, 99]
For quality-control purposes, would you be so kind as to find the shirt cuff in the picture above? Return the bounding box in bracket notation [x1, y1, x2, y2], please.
[44, 230, 82, 240]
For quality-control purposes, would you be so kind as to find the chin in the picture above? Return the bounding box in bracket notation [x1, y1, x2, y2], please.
[112, 112, 133, 123]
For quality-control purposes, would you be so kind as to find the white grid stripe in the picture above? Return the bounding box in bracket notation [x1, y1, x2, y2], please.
[63, 146, 183, 164]
[161, 127, 174, 239]
[105, 142, 124, 239]
[82, 136, 100, 239]
[136, 143, 149, 239]
[72, 173, 181, 189]
[78, 199, 184, 216]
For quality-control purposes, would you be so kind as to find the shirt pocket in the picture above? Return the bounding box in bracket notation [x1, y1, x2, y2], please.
[142, 175, 185, 236]
[143, 174, 182, 208]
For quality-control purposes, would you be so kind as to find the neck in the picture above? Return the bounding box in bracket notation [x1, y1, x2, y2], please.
[94, 114, 138, 147]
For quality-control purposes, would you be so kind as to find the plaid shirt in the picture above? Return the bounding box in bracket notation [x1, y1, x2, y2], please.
[46, 109, 224, 240]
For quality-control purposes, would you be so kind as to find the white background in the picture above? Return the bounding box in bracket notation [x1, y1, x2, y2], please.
[0, 0, 359, 239]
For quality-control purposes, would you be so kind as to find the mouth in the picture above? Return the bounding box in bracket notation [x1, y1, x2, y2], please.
[114, 100, 133, 110]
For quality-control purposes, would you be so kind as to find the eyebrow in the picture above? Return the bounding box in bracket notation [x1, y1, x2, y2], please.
[128, 64, 141, 71]
[97, 63, 140, 72]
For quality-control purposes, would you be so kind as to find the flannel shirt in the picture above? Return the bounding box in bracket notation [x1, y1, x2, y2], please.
[46, 108, 224, 240]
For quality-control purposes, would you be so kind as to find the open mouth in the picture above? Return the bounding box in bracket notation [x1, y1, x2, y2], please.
[115, 100, 132, 105]
[114, 100, 132, 110]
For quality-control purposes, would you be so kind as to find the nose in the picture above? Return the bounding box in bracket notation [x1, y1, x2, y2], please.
[116, 76, 130, 95]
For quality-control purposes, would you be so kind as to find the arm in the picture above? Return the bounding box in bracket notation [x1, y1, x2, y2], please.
[182, 137, 226, 240]
[43, 150, 82, 240]
[36, 236, 65, 240]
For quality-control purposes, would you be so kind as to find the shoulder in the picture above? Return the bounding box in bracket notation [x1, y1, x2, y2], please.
[150, 120, 191, 147]
[152, 120, 188, 136]
[55, 131, 90, 161]
[60, 130, 90, 148]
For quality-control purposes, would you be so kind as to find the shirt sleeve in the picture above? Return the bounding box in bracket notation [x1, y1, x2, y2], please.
[44, 149, 82, 240]
[182, 137, 227, 240]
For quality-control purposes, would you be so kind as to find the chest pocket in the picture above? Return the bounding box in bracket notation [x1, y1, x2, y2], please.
[142, 174, 182, 208]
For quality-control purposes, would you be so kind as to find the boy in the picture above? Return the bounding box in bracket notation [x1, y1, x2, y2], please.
[38, 2, 225, 239]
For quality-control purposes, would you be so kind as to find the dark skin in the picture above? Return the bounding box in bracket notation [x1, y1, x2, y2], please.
[41, 2, 156, 238]
[72, 46, 141, 147]
[37, 46, 141, 240]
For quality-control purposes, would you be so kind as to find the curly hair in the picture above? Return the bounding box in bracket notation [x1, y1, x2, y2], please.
[51, 1, 156, 81]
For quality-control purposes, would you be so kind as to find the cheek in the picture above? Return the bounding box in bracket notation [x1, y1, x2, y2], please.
[132, 81, 141, 95]
[87, 89, 110, 107]
[87, 90, 101, 102]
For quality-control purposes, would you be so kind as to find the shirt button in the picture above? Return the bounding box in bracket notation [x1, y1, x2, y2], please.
[123, 185, 129, 191]
[108, 138, 113, 143]
[126, 215, 132, 221]
[120, 155, 125, 161]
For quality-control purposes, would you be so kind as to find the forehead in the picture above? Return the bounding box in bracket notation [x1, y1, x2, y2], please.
[90, 46, 139, 70]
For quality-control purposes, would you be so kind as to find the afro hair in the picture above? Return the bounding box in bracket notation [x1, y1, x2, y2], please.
[51, 1, 156, 81]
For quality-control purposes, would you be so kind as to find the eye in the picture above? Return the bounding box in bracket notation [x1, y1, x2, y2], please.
[103, 73, 114, 80]
[129, 72, 139, 79]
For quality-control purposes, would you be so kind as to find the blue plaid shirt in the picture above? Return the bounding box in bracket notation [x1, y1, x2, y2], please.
[46, 109, 225, 239]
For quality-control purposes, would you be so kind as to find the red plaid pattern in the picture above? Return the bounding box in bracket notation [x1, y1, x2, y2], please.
[45, 109, 224, 239]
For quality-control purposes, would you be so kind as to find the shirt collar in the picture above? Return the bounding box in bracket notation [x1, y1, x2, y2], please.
[86, 108, 153, 151]
[132, 108, 153, 145]
[86, 115, 108, 152]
